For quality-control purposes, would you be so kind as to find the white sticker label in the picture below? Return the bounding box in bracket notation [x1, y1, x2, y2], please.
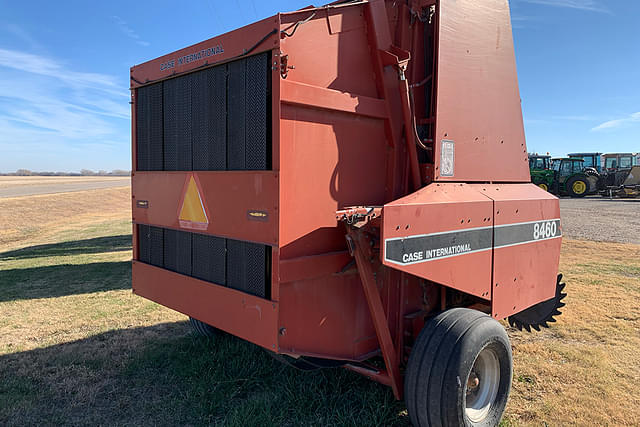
[441, 140, 455, 177]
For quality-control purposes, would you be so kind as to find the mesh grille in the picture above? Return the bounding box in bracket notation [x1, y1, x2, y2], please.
[192, 233, 226, 285]
[245, 53, 269, 170]
[163, 76, 192, 171]
[136, 52, 270, 172]
[138, 225, 270, 299]
[227, 240, 268, 297]
[192, 66, 227, 171]
[163, 228, 192, 276]
[136, 84, 163, 171]
[227, 59, 246, 170]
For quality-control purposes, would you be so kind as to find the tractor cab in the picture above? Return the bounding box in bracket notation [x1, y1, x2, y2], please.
[551, 158, 590, 197]
[603, 153, 637, 172]
[568, 152, 602, 172]
[529, 154, 552, 170]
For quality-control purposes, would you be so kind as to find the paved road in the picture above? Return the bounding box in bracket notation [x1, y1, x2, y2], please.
[0, 178, 130, 198]
[559, 196, 640, 245]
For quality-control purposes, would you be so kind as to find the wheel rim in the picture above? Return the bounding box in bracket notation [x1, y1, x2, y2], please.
[465, 346, 500, 423]
[572, 180, 587, 194]
[538, 183, 548, 191]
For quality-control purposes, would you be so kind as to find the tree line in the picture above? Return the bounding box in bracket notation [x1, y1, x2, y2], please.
[1, 169, 131, 176]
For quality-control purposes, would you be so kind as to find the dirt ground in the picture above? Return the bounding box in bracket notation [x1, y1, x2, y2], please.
[559, 196, 640, 244]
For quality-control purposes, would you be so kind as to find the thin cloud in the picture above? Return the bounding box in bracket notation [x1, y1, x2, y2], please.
[0, 48, 122, 96]
[3, 24, 42, 49]
[592, 112, 640, 131]
[113, 16, 150, 47]
[553, 115, 597, 121]
[0, 48, 129, 171]
[519, 0, 611, 14]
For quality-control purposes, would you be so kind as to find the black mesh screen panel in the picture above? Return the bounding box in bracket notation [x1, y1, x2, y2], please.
[245, 53, 269, 170]
[135, 52, 270, 172]
[192, 233, 226, 285]
[136, 83, 163, 171]
[192, 66, 227, 171]
[227, 59, 246, 170]
[163, 76, 192, 171]
[149, 226, 164, 267]
[137, 226, 269, 299]
[163, 228, 192, 276]
[226, 239, 268, 298]
[138, 225, 151, 264]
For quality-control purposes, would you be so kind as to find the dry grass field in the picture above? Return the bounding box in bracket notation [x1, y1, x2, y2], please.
[0, 187, 638, 425]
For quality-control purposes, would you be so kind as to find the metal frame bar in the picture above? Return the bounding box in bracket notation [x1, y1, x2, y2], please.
[347, 228, 402, 399]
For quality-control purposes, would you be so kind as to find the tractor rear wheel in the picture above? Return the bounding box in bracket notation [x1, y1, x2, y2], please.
[567, 175, 589, 198]
[405, 308, 512, 427]
[189, 317, 218, 338]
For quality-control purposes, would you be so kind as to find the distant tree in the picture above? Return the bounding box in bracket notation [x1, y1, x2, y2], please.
[80, 169, 95, 176]
[110, 169, 131, 176]
[15, 169, 32, 176]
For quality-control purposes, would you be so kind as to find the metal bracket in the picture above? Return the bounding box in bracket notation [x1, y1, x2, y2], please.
[346, 227, 403, 399]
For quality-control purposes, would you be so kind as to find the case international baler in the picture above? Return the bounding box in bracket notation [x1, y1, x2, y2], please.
[130, 1, 566, 425]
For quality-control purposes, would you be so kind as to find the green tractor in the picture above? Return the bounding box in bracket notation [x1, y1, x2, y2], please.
[529, 155, 553, 192]
[531, 157, 592, 197]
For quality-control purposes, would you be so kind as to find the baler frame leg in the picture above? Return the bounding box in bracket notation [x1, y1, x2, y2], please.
[346, 229, 403, 399]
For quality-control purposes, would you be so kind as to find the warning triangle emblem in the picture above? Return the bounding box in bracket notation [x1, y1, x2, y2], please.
[178, 175, 208, 230]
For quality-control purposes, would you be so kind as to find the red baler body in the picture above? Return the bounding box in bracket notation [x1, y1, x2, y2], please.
[130, 0, 561, 398]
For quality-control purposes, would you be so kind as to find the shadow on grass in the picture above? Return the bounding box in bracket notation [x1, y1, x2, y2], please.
[0, 261, 131, 302]
[0, 235, 131, 261]
[0, 322, 408, 426]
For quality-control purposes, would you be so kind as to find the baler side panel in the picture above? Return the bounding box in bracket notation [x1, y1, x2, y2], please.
[478, 184, 562, 319]
[277, 273, 378, 361]
[433, 0, 529, 182]
[382, 184, 494, 299]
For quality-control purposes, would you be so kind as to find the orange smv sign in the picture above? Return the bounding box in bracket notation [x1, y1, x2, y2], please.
[178, 175, 209, 230]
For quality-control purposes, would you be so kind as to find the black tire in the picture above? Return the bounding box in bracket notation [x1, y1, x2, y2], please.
[405, 308, 512, 427]
[189, 317, 218, 338]
[566, 175, 589, 198]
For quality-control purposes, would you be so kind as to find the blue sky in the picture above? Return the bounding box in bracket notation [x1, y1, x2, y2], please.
[0, 0, 637, 172]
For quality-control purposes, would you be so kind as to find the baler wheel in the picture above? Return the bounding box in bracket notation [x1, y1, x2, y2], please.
[508, 274, 566, 332]
[405, 308, 512, 427]
[189, 317, 218, 338]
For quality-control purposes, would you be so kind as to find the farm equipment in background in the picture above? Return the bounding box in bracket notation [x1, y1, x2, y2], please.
[602, 153, 638, 172]
[568, 152, 602, 172]
[550, 158, 598, 197]
[130, 1, 565, 425]
[599, 165, 640, 198]
[529, 154, 554, 192]
[529, 154, 552, 171]
[531, 157, 596, 197]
